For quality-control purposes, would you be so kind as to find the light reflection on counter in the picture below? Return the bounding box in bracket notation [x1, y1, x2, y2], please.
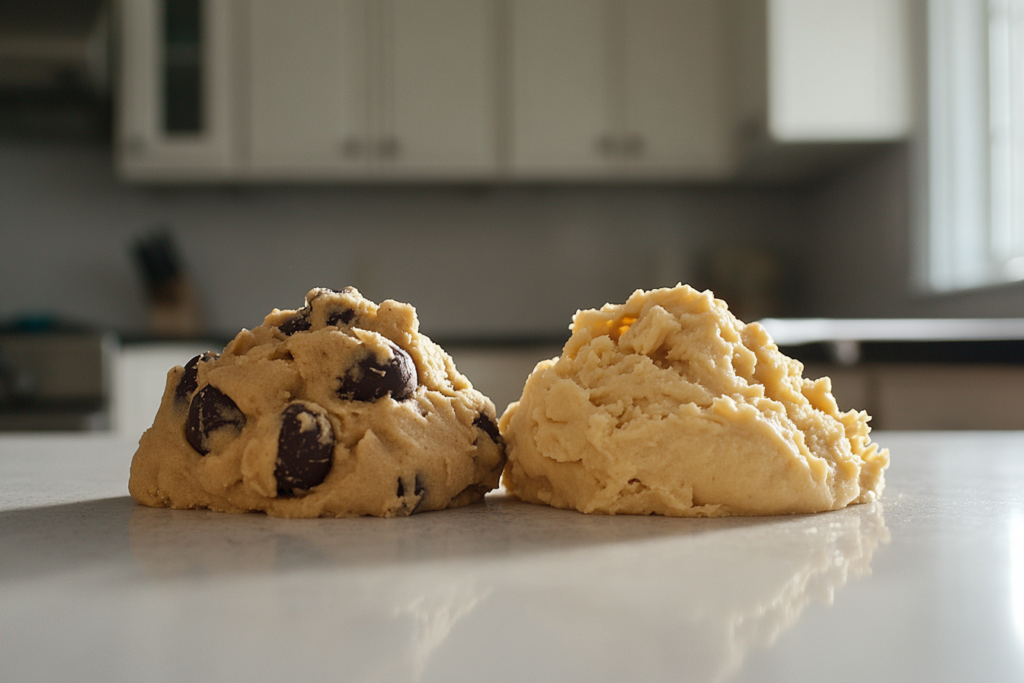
[6, 431, 1024, 682]
[460, 502, 888, 683]
[1012, 512, 1024, 652]
[122, 497, 888, 682]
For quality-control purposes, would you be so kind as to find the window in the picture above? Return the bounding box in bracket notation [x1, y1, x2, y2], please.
[926, 0, 1024, 291]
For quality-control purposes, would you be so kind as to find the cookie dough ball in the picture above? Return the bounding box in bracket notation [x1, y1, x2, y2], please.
[129, 287, 505, 518]
[499, 285, 888, 516]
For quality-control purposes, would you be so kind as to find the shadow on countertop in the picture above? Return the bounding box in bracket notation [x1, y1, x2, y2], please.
[0, 494, 884, 582]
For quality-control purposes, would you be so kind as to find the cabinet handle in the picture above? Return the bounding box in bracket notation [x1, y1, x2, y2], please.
[377, 137, 400, 160]
[124, 136, 146, 157]
[623, 135, 645, 158]
[338, 137, 364, 159]
[595, 134, 617, 157]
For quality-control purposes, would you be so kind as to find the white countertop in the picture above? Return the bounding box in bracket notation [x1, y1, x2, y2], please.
[2, 431, 1023, 682]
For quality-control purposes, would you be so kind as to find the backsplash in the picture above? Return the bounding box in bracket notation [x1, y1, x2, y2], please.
[2, 141, 1021, 342]
[0, 141, 810, 339]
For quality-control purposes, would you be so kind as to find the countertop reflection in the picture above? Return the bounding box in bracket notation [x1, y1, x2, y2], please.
[1, 432, 1022, 682]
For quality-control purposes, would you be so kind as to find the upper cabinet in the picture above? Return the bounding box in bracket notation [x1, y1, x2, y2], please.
[390, 0, 497, 173]
[508, 0, 607, 176]
[117, 0, 237, 180]
[118, 0, 497, 181]
[247, 0, 497, 179]
[509, 0, 732, 180]
[766, 0, 909, 142]
[726, 0, 911, 179]
[621, 1, 731, 176]
[116, 0, 910, 183]
[246, 0, 369, 173]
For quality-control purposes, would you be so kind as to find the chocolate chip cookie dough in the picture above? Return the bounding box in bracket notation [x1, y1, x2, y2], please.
[129, 288, 505, 518]
[499, 285, 889, 517]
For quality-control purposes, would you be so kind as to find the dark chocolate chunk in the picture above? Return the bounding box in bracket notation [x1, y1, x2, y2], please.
[412, 475, 427, 512]
[473, 413, 501, 443]
[275, 403, 334, 494]
[397, 474, 428, 512]
[174, 351, 219, 404]
[338, 339, 417, 402]
[185, 385, 246, 455]
[279, 307, 312, 335]
[326, 308, 356, 327]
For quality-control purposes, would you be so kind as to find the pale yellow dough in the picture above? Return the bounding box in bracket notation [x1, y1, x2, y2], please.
[129, 288, 505, 518]
[499, 285, 889, 516]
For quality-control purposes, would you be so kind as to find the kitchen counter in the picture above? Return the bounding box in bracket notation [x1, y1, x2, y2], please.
[2, 431, 1023, 682]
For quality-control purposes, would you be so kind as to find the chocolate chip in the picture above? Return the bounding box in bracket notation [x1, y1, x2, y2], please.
[279, 308, 311, 335]
[337, 339, 417, 402]
[185, 385, 246, 455]
[473, 413, 501, 443]
[397, 474, 428, 512]
[275, 403, 334, 494]
[413, 475, 428, 509]
[326, 309, 356, 326]
[175, 352, 219, 404]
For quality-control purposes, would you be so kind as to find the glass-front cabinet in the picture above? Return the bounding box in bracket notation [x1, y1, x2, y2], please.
[118, 0, 235, 179]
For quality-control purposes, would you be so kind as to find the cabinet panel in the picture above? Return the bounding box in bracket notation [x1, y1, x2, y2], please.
[511, 0, 730, 179]
[876, 365, 1024, 430]
[390, 0, 497, 172]
[623, 0, 731, 176]
[767, 0, 910, 141]
[510, 0, 609, 174]
[249, 0, 369, 171]
[117, 0, 235, 179]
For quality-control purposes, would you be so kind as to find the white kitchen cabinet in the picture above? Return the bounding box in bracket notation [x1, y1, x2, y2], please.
[622, 1, 731, 176]
[115, 0, 906, 183]
[726, 0, 911, 180]
[767, 0, 909, 142]
[509, 0, 732, 180]
[509, 0, 607, 177]
[247, 0, 497, 179]
[117, 0, 237, 180]
[247, 0, 369, 174]
[390, 0, 497, 174]
[119, 0, 497, 181]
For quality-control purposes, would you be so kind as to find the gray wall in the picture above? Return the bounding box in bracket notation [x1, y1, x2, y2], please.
[800, 144, 1024, 319]
[0, 141, 809, 340]
[2, 140, 1021, 343]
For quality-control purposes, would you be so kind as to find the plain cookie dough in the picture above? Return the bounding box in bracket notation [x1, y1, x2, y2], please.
[499, 285, 889, 516]
[129, 287, 505, 518]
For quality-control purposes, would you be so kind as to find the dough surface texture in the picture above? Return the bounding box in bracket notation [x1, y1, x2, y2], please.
[129, 288, 505, 518]
[499, 285, 888, 516]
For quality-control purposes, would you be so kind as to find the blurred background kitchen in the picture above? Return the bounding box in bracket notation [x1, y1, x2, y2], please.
[0, 0, 1021, 436]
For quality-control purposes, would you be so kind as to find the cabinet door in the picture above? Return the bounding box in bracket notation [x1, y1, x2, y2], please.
[510, 0, 611, 176]
[118, 0, 235, 179]
[767, 0, 909, 141]
[248, 0, 369, 174]
[388, 0, 497, 174]
[623, 0, 732, 177]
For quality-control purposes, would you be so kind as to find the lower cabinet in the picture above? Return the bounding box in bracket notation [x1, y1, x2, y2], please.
[804, 364, 1024, 431]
